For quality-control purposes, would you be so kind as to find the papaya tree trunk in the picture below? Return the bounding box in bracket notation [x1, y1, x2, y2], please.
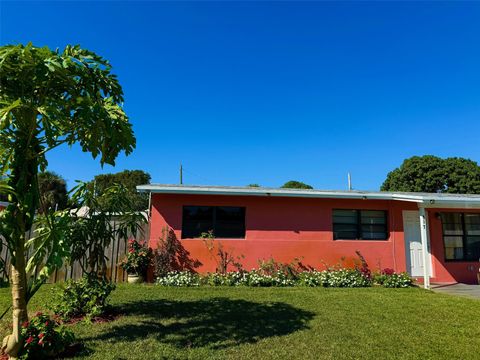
[3, 242, 28, 359]
[2, 124, 40, 358]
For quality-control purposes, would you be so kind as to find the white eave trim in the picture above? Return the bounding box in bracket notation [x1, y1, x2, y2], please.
[420, 201, 480, 209]
[136, 184, 425, 202]
[137, 184, 480, 208]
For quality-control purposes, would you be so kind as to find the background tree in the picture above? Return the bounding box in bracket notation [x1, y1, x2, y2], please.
[37, 171, 68, 214]
[0, 44, 135, 357]
[281, 180, 313, 189]
[247, 183, 260, 187]
[89, 169, 151, 211]
[381, 155, 480, 193]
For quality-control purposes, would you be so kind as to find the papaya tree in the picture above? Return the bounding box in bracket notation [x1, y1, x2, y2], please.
[0, 44, 135, 358]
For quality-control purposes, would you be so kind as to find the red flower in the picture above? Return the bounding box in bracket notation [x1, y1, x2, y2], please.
[25, 336, 34, 345]
[382, 268, 395, 276]
[22, 321, 29, 328]
[35, 311, 43, 317]
[38, 333, 45, 339]
[129, 248, 135, 253]
[45, 321, 49, 326]
[38, 339, 44, 346]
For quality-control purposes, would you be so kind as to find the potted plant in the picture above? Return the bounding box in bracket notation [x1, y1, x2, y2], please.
[120, 239, 152, 283]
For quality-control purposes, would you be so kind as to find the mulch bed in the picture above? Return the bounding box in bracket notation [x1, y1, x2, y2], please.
[58, 309, 122, 325]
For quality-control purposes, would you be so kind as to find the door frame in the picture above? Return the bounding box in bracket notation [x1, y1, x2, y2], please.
[402, 210, 432, 277]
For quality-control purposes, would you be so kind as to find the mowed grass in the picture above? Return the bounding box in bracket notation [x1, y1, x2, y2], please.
[0, 285, 479, 359]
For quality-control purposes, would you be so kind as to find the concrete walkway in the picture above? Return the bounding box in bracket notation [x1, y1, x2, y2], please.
[431, 283, 480, 300]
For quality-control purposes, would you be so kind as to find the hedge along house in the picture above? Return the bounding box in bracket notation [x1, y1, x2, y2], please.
[137, 184, 480, 288]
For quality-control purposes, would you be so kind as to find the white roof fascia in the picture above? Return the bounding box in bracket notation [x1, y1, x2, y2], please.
[420, 201, 480, 209]
[136, 184, 424, 202]
[137, 184, 480, 208]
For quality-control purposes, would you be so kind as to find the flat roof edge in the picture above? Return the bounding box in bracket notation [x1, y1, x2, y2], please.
[136, 184, 426, 202]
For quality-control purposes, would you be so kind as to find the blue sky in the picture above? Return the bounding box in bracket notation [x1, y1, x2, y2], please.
[2, 1, 480, 190]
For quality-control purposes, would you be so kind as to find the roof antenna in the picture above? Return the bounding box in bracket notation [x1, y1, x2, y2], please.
[180, 163, 183, 185]
[348, 172, 352, 191]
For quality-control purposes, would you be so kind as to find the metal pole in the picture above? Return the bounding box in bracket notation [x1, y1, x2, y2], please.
[180, 164, 183, 185]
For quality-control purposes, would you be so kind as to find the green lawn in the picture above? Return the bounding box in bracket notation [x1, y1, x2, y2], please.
[0, 285, 479, 359]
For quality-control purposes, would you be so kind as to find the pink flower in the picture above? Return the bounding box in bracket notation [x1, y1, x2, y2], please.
[38, 333, 45, 339]
[22, 321, 29, 328]
[45, 321, 49, 326]
[25, 336, 34, 345]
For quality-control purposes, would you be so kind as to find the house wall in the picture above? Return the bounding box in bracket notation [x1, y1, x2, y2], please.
[149, 193, 418, 275]
[428, 209, 480, 284]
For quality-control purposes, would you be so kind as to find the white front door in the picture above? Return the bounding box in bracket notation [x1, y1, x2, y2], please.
[403, 210, 432, 277]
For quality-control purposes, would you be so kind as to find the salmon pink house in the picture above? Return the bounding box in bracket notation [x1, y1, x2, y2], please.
[137, 184, 480, 288]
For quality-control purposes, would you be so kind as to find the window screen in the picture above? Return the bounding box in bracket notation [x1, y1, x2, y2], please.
[333, 209, 388, 240]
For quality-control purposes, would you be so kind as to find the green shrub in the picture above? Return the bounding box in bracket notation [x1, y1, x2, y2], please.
[257, 257, 306, 281]
[379, 272, 414, 288]
[373, 269, 414, 288]
[52, 275, 116, 321]
[19, 312, 75, 359]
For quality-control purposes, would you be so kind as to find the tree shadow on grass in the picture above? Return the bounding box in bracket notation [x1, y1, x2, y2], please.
[83, 298, 314, 350]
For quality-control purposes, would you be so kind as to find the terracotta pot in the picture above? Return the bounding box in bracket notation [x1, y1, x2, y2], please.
[127, 274, 144, 284]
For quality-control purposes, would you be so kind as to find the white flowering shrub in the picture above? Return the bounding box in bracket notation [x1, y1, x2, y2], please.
[324, 269, 372, 287]
[379, 272, 414, 288]
[298, 271, 329, 287]
[372, 269, 415, 288]
[156, 269, 413, 288]
[155, 271, 200, 287]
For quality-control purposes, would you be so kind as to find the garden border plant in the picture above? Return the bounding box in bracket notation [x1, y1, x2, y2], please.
[155, 252, 414, 289]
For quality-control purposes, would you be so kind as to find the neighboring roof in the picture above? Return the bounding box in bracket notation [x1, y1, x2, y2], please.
[136, 184, 480, 208]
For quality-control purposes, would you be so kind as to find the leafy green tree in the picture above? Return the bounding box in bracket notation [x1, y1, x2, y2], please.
[0, 43, 135, 357]
[0, 177, 7, 202]
[37, 171, 68, 214]
[247, 183, 260, 187]
[381, 156, 480, 193]
[68, 182, 147, 277]
[281, 180, 313, 189]
[89, 169, 151, 211]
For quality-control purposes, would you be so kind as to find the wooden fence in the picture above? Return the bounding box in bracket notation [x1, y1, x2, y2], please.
[0, 222, 150, 284]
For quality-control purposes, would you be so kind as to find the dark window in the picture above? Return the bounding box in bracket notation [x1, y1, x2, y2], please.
[333, 209, 388, 240]
[440, 213, 480, 261]
[182, 206, 214, 239]
[182, 206, 245, 239]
